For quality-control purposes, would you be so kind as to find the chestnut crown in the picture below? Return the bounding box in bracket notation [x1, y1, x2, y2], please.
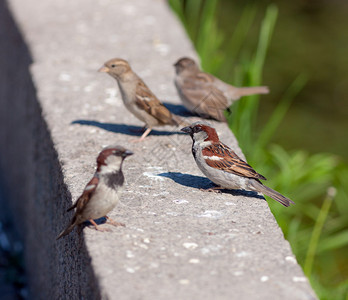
[181, 122, 219, 143]
[97, 145, 133, 171]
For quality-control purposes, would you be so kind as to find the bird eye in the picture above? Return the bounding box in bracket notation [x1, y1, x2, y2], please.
[193, 126, 201, 133]
[111, 64, 116, 68]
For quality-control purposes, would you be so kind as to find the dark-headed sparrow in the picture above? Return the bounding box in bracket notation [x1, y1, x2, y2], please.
[99, 58, 184, 142]
[181, 122, 294, 207]
[174, 57, 269, 122]
[57, 145, 133, 239]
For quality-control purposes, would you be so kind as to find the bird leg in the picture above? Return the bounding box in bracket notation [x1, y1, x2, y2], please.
[105, 216, 125, 227]
[200, 186, 224, 193]
[130, 127, 152, 143]
[89, 219, 111, 232]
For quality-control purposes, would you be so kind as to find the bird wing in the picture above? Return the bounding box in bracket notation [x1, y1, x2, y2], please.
[67, 175, 99, 213]
[181, 72, 229, 121]
[135, 80, 175, 125]
[202, 143, 267, 180]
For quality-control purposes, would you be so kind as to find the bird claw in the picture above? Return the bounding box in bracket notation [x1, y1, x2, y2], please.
[129, 127, 152, 143]
[94, 226, 112, 232]
[89, 219, 112, 232]
[200, 187, 222, 193]
[105, 216, 126, 227]
[107, 220, 125, 227]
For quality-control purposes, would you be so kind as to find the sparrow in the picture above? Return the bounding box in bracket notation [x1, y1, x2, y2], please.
[57, 145, 133, 239]
[99, 58, 184, 142]
[174, 57, 269, 122]
[181, 122, 294, 207]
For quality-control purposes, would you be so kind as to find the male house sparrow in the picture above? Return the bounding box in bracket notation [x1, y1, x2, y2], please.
[181, 122, 294, 207]
[99, 58, 184, 142]
[57, 145, 133, 239]
[174, 57, 269, 122]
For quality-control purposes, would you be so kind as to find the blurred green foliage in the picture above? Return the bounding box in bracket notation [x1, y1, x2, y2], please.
[169, 1, 348, 299]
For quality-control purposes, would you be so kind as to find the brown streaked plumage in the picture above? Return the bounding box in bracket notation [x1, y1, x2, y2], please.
[202, 143, 267, 181]
[99, 58, 184, 142]
[174, 57, 269, 122]
[134, 80, 177, 126]
[57, 145, 133, 239]
[181, 122, 294, 207]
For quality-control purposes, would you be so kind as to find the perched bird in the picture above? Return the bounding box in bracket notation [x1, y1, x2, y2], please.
[57, 145, 133, 239]
[181, 122, 294, 207]
[99, 58, 184, 142]
[174, 57, 269, 122]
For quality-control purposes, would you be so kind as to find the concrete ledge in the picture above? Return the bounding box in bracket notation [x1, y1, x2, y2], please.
[0, 1, 100, 298]
[0, 0, 317, 299]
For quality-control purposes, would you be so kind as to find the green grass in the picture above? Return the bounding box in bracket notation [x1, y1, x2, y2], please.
[169, 1, 348, 299]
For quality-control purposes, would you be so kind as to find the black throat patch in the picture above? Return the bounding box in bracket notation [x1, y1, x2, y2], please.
[192, 141, 197, 159]
[105, 170, 124, 189]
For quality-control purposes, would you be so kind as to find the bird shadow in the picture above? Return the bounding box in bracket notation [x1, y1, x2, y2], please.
[158, 172, 265, 200]
[162, 102, 231, 122]
[162, 102, 194, 117]
[72, 120, 186, 137]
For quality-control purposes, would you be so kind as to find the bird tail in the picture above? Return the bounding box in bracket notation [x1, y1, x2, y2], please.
[56, 217, 78, 240]
[235, 86, 269, 97]
[250, 180, 294, 207]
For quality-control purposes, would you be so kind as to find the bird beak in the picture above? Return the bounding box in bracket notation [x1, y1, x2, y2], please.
[98, 66, 109, 73]
[181, 126, 192, 134]
[123, 150, 134, 157]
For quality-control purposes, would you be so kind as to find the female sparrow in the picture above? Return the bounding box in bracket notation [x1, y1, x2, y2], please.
[181, 122, 294, 207]
[57, 145, 133, 239]
[99, 58, 183, 142]
[174, 57, 269, 122]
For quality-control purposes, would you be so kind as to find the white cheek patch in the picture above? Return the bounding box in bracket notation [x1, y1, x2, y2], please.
[193, 131, 210, 146]
[203, 155, 223, 161]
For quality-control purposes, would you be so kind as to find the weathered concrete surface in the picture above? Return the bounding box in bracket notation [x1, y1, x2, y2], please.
[0, 0, 317, 299]
[0, 1, 100, 299]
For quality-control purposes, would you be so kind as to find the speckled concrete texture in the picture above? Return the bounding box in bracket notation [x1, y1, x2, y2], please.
[1, 0, 317, 299]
